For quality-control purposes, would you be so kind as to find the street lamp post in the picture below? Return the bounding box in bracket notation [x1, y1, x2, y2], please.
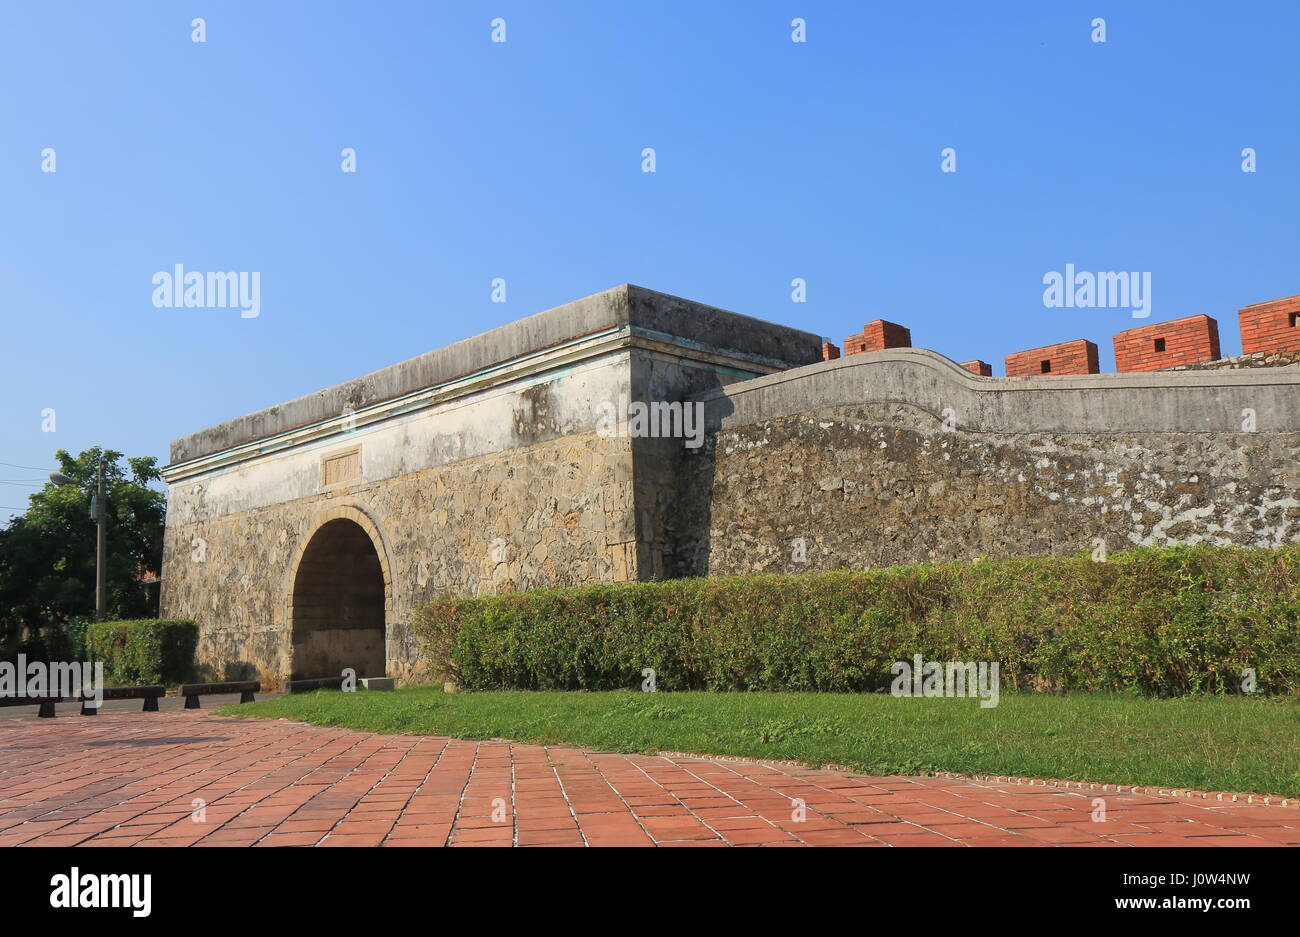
[49, 460, 107, 621]
[95, 459, 106, 621]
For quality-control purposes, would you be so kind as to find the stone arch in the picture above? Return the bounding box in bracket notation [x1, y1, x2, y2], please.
[285, 504, 393, 680]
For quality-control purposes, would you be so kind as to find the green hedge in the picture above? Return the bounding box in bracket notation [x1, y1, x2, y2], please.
[85, 619, 199, 686]
[413, 546, 1300, 696]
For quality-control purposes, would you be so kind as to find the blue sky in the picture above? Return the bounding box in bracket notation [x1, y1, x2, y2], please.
[1, 1, 1297, 520]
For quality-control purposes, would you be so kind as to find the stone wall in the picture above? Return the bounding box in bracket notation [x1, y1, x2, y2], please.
[680, 402, 1300, 576]
[161, 285, 820, 682]
[161, 287, 1300, 684]
[678, 348, 1300, 575]
[162, 431, 635, 682]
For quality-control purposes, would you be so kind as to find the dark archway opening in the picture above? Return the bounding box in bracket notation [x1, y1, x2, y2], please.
[290, 518, 386, 679]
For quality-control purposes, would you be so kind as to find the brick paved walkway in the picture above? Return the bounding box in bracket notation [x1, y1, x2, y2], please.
[0, 711, 1295, 847]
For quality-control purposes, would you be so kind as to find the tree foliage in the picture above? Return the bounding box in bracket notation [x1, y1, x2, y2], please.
[0, 448, 166, 657]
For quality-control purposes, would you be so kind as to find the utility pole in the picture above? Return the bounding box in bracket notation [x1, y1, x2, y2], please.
[49, 460, 110, 622]
[95, 458, 107, 621]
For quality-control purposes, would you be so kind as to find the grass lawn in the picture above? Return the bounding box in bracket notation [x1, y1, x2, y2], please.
[220, 688, 1300, 798]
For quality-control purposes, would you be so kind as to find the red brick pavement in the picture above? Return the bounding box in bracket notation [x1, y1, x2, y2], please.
[0, 711, 1295, 847]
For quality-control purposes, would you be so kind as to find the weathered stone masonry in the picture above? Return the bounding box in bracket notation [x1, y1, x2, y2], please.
[678, 349, 1299, 575]
[162, 285, 1300, 683]
[161, 286, 818, 681]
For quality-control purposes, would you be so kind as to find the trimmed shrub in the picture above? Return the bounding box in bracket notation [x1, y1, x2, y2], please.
[413, 546, 1300, 696]
[85, 619, 199, 686]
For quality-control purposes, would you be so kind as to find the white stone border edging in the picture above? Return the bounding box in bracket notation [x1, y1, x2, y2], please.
[650, 750, 1298, 809]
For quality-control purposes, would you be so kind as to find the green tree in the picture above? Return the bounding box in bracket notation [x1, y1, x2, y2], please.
[0, 448, 166, 659]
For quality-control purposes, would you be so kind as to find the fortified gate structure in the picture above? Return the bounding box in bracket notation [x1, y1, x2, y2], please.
[160, 285, 1300, 683]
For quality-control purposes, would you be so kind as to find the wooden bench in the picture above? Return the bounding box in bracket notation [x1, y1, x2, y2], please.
[0, 695, 63, 718]
[77, 684, 166, 715]
[178, 680, 259, 708]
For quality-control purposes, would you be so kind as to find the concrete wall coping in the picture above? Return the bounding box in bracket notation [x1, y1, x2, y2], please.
[697, 346, 1300, 396]
[694, 346, 1300, 435]
[168, 284, 821, 466]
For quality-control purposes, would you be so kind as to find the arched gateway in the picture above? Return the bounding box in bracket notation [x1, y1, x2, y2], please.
[288, 508, 391, 680]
